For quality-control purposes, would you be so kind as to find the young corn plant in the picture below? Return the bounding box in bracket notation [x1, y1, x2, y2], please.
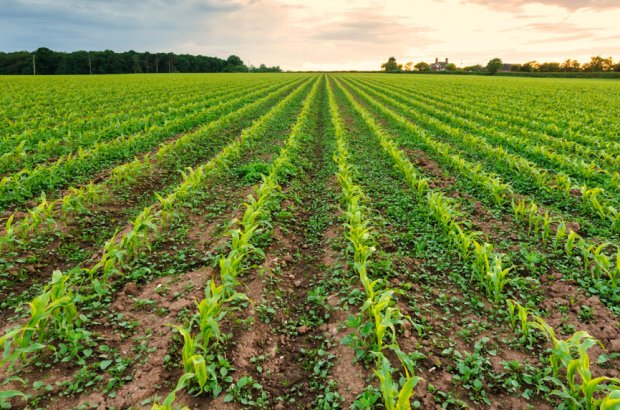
[109, 154, 152, 188]
[512, 198, 527, 223]
[528, 316, 604, 381]
[484, 255, 512, 304]
[20, 193, 56, 238]
[581, 186, 607, 221]
[506, 300, 533, 346]
[550, 334, 620, 409]
[450, 223, 477, 261]
[196, 280, 248, 351]
[0, 214, 17, 251]
[526, 202, 541, 236]
[61, 182, 107, 218]
[541, 211, 553, 243]
[565, 230, 580, 257]
[555, 174, 572, 198]
[507, 300, 620, 407]
[611, 250, 620, 287]
[151, 372, 194, 410]
[119, 206, 158, 260]
[62, 188, 91, 217]
[173, 283, 248, 397]
[553, 222, 567, 252]
[0, 271, 85, 371]
[486, 177, 510, 207]
[591, 244, 611, 280]
[576, 241, 610, 279]
[472, 241, 493, 284]
[174, 325, 219, 395]
[427, 191, 459, 233]
[374, 353, 420, 410]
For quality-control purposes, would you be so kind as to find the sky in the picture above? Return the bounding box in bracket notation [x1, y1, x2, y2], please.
[0, 0, 619, 71]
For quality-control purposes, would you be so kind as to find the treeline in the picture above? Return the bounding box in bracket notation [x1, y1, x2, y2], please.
[508, 56, 618, 73]
[0, 47, 282, 75]
[496, 71, 620, 79]
[382, 55, 620, 74]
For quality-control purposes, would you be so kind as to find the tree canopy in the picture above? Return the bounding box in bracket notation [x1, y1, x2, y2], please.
[486, 58, 503, 75]
[414, 62, 430, 72]
[381, 57, 402, 72]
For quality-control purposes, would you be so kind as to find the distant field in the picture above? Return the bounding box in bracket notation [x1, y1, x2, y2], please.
[0, 73, 618, 409]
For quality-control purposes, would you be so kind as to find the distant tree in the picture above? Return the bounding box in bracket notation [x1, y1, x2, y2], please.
[520, 61, 539, 72]
[510, 64, 522, 72]
[414, 62, 430, 72]
[403, 61, 413, 71]
[486, 58, 503, 74]
[226, 55, 243, 66]
[224, 55, 247, 72]
[445, 63, 457, 71]
[561, 59, 580, 72]
[583, 56, 613, 72]
[614, 63, 620, 72]
[381, 57, 401, 72]
[250, 63, 282, 72]
[55, 50, 90, 74]
[464, 64, 484, 72]
[34, 47, 62, 74]
[539, 62, 561, 72]
[0, 51, 32, 74]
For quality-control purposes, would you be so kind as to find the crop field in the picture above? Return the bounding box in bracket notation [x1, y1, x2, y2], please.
[0, 73, 619, 409]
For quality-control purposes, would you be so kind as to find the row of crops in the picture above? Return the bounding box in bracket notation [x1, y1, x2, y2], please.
[0, 73, 618, 409]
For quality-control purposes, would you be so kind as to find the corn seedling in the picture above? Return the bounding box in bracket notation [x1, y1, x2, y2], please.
[541, 211, 552, 243]
[21, 193, 56, 238]
[555, 173, 572, 198]
[506, 300, 532, 345]
[450, 223, 477, 261]
[553, 222, 567, 252]
[0, 214, 17, 251]
[612, 250, 620, 287]
[472, 241, 493, 283]
[484, 255, 512, 304]
[512, 198, 527, 223]
[0, 271, 84, 371]
[565, 230, 580, 257]
[119, 206, 158, 259]
[581, 186, 607, 220]
[550, 334, 620, 409]
[486, 177, 510, 207]
[151, 372, 194, 410]
[374, 353, 420, 410]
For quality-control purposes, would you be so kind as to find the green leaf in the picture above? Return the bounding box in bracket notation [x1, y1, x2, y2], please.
[0, 390, 27, 401]
[99, 360, 113, 370]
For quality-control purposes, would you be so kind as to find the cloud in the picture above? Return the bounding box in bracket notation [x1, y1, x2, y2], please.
[526, 33, 592, 43]
[498, 21, 599, 37]
[181, 3, 434, 69]
[0, 0, 244, 51]
[461, 0, 620, 11]
[312, 8, 430, 44]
